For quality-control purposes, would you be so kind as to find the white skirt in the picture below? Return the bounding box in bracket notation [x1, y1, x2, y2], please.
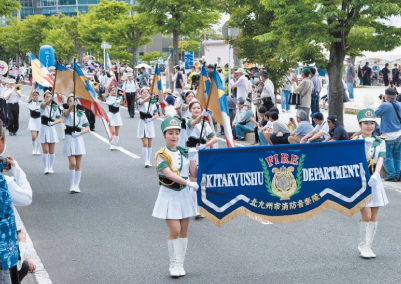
[108, 112, 123, 127]
[137, 119, 155, 138]
[63, 135, 86, 156]
[39, 125, 59, 144]
[366, 178, 388, 207]
[152, 186, 197, 220]
[27, 118, 41, 131]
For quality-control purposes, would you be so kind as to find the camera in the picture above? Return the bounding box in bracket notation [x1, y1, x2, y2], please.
[379, 94, 386, 102]
[0, 157, 11, 171]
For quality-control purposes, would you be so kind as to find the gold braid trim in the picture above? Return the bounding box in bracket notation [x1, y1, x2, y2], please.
[155, 147, 181, 187]
[367, 157, 375, 174]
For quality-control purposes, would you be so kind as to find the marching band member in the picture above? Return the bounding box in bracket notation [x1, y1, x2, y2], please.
[354, 109, 388, 259]
[105, 83, 123, 150]
[0, 77, 6, 124]
[40, 91, 63, 174]
[177, 91, 194, 147]
[27, 88, 42, 155]
[137, 88, 159, 167]
[152, 116, 199, 278]
[4, 78, 21, 136]
[63, 94, 90, 193]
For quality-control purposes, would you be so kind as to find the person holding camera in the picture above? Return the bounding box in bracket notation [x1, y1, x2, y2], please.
[63, 94, 90, 193]
[40, 91, 63, 174]
[27, 88, 42, 155]
[106, 84, 123, 150]
[375, 88, 401, 182]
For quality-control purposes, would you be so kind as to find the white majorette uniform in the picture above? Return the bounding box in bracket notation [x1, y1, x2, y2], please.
[27, 100, 42, 131]
[357, 134, 388, 207]
[178, 104, 190, 147]
[185, 118, 216, 148]
[152, 146, 197, 219]
[137, 98, 158, 138]
[39, 103, 60, 144]
[106, 95, 123, 126]
[63, 109, 89, 157]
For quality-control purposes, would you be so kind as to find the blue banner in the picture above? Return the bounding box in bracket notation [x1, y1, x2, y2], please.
[197, 141, 372, 226]
[184, 51, 194, 70]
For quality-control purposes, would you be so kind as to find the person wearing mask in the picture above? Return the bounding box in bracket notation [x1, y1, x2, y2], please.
[4, 79, 21, 136]
[324, 115, 349, 141]
[233, 101, 254, 141]
[231, 69, 249, 101]
[269, 112, 290, 144]
[362, 62, 372, 86]
[300, 112, 329, 143]
[259, 71, 275, 111]
[281, 72, 292, 113]
[375, 87, 401, 181]
[292, 68, 313, 117]
[288, 110, 313, 144]
[346, 58, 356, 100]
[122, 72, 138, 118]
[310, 68, 322, 120]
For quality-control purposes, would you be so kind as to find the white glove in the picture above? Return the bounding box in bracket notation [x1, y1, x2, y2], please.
[186, 181, 199, 191]
[188, 148, 198, 161]
[201, 110, 209, 117]
[196, 144, 206, 150]
[47, 121, 54, 126]
[71, 99, 76, 106]
[368, 172, 381, 187]
[146, 118, 153, 123]
[72, 132, 81, 138]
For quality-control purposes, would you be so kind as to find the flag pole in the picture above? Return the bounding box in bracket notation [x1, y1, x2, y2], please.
[146, 64, 157, 116]
[49, 61, 59, 120]
[73, 59, 76, 127]
[197, 77, 214, 146]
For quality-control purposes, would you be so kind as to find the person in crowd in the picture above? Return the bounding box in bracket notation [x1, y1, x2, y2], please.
[353, 109, 388, 259]
[152, 116, 199, 278]
[292, 68, 313, 117]
[371, 62, 380, 86]
[27, 88, 41, 155]
[362, 62, 372, 86]
[381, 63, 390, 87]
[174, 66, 184, 93]
[269, 112, 290, 144]
[300, 112, 329, 143]
[0, 77, 6, 124]
[231, 68, 248, 101]
[105, 84, 123, 150]
[4, 79, 21, 136]
[357, 64, 363, 85]
[250, 106, 267, 145]
[164, 89, 176, 107]
[310, 68, 322, 122]
[177, 91, 194, 147]
[216, 57, 223, 68]
[63, 95, 90, 193]
[40, 91, 63, 174]
[324, 115, 349, 142]
[346, 58, 356, 101]
[259, 71, 275, 111]
[260, 111, 274, 145]
[375, 87, 401, 182]
[137, 88, 159, 168]
[16, 229, 36, 282]
[288, 110, 313, 144]
[139, 66, 149, 88]
[122, 72, 138, 118]
[281, 72, 292, 113]
[233, 101, 254, 141]
[392, 64, 399, 86]
[187, 66, 198, 90]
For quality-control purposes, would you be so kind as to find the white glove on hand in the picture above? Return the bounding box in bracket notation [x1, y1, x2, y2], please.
[195, 144, 206, 150]
[368, 172, 381, 187]
[47, 121, 54, 126]
[71, 132, 80, 138]
[188, 148, 198, 161]
[186, 181, 199, 191]
[201, 110, 209, 117]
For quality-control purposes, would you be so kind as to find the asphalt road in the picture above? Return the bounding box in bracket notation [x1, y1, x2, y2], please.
[8, 86, 401, 284]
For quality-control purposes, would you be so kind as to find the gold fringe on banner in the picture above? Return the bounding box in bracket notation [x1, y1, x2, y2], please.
[199, 195, 373, 228]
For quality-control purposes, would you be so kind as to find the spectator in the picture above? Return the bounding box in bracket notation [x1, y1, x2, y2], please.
[216, 57, 223, 68]
[300, 112, 330, 143]
[362, 62, 372, 86]
[310, 68, 322, 122]
[269, 112, 290, 144]
[357, 64, 363, 85]
[392, 64, 399, 86]
[375, 88, 401, 182]
[17, 228, 36, 282]
[187, 66, 198, 90]
[231, 69, 249, 101]
[292, 68, 313, 117]
[382, 63, 390, 87]
[139, 66, 149, 88]
[281, 71, 292, 113]
[233, 100, 254, 141]
[346, 58, 356, 101]
[174, 66, 184, 93]
[259, 71, 275, 111]
[261, 111, 274, 145]
[372, 61, 380, 86]
[324, 115, 349, 142]
[288, 110, 314, 144]
[164, 89, 175, 107]
[250, 106, 268, 145]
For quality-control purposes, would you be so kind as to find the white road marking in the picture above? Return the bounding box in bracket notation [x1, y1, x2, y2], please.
[90, 131, 140, 159]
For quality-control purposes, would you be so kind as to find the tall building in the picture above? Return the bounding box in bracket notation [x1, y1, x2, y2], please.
[19, 0, 137, 19]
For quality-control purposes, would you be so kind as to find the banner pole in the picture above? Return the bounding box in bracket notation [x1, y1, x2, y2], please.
[49, 61, 58, 120]
[73, 59, 76, 127]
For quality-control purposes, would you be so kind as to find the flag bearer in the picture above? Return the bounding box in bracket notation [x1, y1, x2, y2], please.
[177, 91, 194, 147]
[27, 88, 42, 155]
[152, 116, 199, 278]
[105, 83, 123, 150]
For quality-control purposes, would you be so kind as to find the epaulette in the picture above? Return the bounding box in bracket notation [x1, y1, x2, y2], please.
[177, 146, 189, 158]
[351, 135, 360, 140]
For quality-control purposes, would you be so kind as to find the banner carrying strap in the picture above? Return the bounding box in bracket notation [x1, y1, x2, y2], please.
[155, 147, 181, 187]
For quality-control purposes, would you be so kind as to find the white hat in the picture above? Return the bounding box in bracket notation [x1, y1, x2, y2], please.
[126, 72, 133, 77]
[236, 68, 244, 73]
[244, 101, 251, 107]
[7, 78, 16, 84]
[126, 67, 133, 72]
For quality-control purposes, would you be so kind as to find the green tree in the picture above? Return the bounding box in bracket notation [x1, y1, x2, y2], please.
[260, 0, 401, 123]
[140, 51, 166, 64]
[0, 18, 23, 63]
[137, 0, 220, 65]
[19, 14, 52, 56]
[0, 0, 21, 17]
[42, 28, 76, 64]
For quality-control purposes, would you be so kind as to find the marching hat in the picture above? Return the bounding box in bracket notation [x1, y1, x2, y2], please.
[236, 68, 245, 73]
[385, 88, 396, 97]
[188, 99, 200, 110]
[357, 109, 376, 123]
[311, 112, 324, 121]
[126, 72, 133, 77]
[327, 115, 337, 123]
[161, 117, 181, 133]
[126, 67, 133, 72]
[172, 92, 179, 98]
[184, 90, 194, 98]
[7, 78, 16, 84]
[44, 90, 52, 95]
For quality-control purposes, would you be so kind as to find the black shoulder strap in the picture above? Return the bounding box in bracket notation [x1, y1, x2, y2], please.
[390, 101, 401, 123]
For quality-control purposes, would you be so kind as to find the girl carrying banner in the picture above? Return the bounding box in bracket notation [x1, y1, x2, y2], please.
[354, 109, 388, 259]
[63, 94, 90, 193]
[105, 84, 123, 150]
[137, 88, 159, 168]
[152, 115, 199, 278]
[177, 91, 195, 147]
[27, 88, 41, 155]
[40, 90, 63, 174]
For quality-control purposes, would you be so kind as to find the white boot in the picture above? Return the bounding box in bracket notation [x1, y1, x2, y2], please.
[35, 140, 41, 155]
[358, 221, 370, 259]
[176, 238, 188, 277]
[367, 221, 378, 258]
[142, 147, 149, 167]
[32, 141, 36, 155]
[167, 239, 180, 278]
[69, 170, 75, 194]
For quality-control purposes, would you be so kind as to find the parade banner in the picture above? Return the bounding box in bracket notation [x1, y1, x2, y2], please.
[29, 53, 54, 87]
[197, 140, 372, 227]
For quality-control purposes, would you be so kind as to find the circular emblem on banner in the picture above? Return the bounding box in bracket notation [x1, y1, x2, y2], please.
[0, 61, 8, 76]
[170, 120, 178, 126]
[365, 111, 372, 117]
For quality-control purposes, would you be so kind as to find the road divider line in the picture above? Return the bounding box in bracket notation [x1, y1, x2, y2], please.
[90, 131, 141, 159]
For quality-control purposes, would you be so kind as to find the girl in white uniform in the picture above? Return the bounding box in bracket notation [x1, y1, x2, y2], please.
[177, 91, 194, 147]
[63, 95, 90, 193]
[355, 108, 388, 259]
[40, 91, 63, 174]
[137, 88, 159, 167]
[105, 84, 123, 150]
[152, 116, 199, 278]
[27, 88, 42, 155]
